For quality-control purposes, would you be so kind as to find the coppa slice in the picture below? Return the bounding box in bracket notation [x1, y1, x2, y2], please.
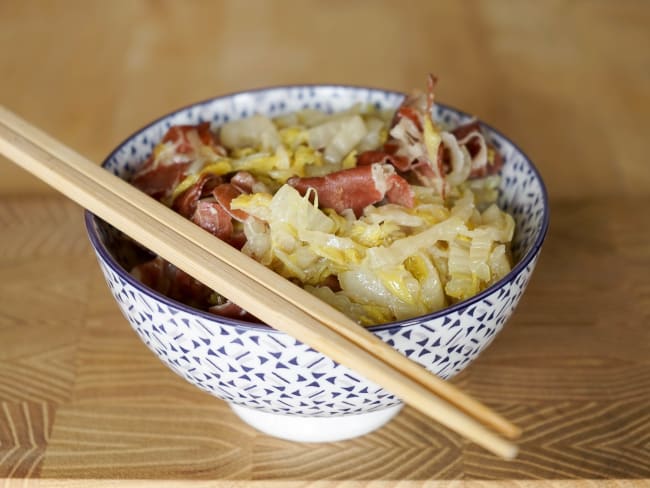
[131, 123, 227, 200]
[288, 163, 415, 217]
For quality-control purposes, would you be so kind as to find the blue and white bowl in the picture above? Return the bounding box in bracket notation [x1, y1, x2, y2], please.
[85, 86, 549, 442]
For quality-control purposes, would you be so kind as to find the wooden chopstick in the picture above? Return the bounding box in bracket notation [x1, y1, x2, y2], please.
[1, 106, 521, 442]
[0, 105, 519, 459]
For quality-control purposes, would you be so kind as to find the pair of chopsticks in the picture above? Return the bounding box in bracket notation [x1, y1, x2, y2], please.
[0, 105, 520, 459]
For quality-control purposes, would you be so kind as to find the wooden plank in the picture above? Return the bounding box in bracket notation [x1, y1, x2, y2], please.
[0, 195, 648, 481]
[1, 0, 649, 479]
[0, 1, 648, 198]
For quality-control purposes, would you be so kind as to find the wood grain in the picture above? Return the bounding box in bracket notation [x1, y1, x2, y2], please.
[0, 196, 648, 482]
[0, 1, 648, 199]
[0, 0, 649, 483]
[0, 104, 520, 455]
[0, 401, 55, 479]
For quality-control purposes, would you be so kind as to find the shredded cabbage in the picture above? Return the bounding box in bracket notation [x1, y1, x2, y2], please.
[308, 115, 367, 164]
[134, 83, 514, 326]
[231, 181, 513, 325]
[220, 115, 280, 152]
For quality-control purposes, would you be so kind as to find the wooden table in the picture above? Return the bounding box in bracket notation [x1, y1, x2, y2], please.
[1, 1, 648, 485]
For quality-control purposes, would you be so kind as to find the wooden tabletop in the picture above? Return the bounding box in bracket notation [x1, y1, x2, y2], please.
[1, 0, 648, 485]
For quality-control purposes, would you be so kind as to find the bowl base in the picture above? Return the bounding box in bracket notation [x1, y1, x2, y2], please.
[230, 403, 403, 443]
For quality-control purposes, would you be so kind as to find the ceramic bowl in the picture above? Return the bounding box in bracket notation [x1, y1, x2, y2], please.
[84, 85, 549, 442]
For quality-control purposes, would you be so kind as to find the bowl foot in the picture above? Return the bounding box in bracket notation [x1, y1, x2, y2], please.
[230, 403, 403, 442]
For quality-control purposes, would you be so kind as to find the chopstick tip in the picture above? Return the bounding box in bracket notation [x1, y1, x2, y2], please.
[504, 443, 519, 460]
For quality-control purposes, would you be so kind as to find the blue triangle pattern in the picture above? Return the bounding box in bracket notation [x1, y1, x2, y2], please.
[96, 92, 543, 417]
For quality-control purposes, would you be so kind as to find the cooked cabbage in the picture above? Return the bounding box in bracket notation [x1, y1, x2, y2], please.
[133, 83, 514, 326]
[231, 182, 513, 325]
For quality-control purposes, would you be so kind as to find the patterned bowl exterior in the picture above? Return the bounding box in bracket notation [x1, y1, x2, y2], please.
[85, 86, 549, 417]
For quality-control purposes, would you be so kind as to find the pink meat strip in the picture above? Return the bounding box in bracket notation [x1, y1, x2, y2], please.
[172, 173, 222, 218]
[131, 123, 225, 201]
[288, 163, 414, 218]
[213, 183, 249, 222]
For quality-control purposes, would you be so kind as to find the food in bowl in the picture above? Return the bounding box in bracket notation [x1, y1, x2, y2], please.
[128, 76, 515, 326]
[85, 81, 548, 442]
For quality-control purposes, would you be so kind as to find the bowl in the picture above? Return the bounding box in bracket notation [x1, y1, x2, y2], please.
[84, 85, 549, 442]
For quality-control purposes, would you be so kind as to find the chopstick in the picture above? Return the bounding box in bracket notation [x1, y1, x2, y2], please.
[0, 105, 519, 459]
[1, 107, 521, 442]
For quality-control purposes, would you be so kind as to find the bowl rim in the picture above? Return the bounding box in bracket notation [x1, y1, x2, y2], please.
[84, 83, 550, 334]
